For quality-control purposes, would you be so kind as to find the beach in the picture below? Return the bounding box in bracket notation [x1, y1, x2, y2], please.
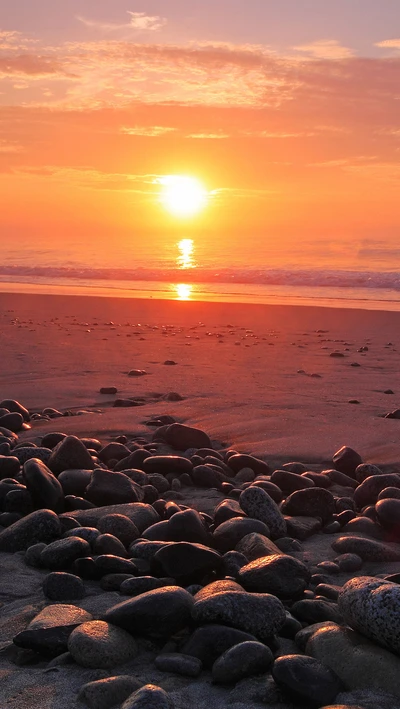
[2, 291, 400, 466]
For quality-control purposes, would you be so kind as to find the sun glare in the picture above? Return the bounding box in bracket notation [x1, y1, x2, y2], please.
[176, 283, 192, 300]
[159, 175, 208, 217]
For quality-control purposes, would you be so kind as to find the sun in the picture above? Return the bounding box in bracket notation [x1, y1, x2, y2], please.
[158, 175, 208, 217]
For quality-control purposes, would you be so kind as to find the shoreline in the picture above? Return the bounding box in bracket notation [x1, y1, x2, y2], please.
[2, 291, 400, 466]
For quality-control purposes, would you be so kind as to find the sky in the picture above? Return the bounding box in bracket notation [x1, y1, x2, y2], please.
[1, 1, 400, 269]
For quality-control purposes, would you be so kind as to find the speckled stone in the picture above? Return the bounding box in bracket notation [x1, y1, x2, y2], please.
[68, 620, 138, 668]
[338, 576, 400, 655]
[332, 536, 400, 562]
[239, 486, 287, 539]
[212, 640, 273, 684]
[238, 553, 310, 599]
[78, 676, 143, 709]
[121, 685, 174, 709]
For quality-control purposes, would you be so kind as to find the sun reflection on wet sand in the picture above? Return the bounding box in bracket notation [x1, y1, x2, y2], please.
[177, 239, 195, 269]
[175, 283, 192, 300]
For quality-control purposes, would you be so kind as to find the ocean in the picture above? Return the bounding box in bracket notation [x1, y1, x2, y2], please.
[1, 236, 400, 311]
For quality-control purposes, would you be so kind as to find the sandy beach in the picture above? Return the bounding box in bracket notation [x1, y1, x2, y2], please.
[2, 292, 400, 466]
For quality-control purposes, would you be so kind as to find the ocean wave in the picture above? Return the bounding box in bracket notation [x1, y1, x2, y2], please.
[1, 264, 400, 291]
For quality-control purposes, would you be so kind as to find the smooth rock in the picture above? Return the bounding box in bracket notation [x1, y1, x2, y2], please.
[48, 435, 95, 474]
[239, 486, 287, 539]
[212, 517, 271, 552]
[238, 554, 310, 599]
[13, 604, 93, 656]
[153, 542, 222, 583]
[332, 536, 400, 561]
[181, 625, 258, 668]
[86, 469, 142, 506]
[78, 676, 143, 709]
[23, 457, 65, 513]
[43, 571, 86, 600]
[155, 653, 202, 677]
[332, 446, 363, 477]
[122, 685, 174, 709]
[40, 536, 91, 569]
[212, 640, 273, 684]
[0, 509, 61, 551]
[272, 654, 344, 706]
[235, 532, 281, 560]
[281, 488, 335, 524]
[68, 620, 138, 668]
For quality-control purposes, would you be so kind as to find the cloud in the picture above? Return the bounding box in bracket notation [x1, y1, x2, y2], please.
[376, 39, 400, 48]
[0, 139, 23, 153]
[77, 11, 166, 33]
[187, 132, 230, 139]
[0, 54, 75, 78]
[293, 39, 354, 59]
[120, 125, 176, 136]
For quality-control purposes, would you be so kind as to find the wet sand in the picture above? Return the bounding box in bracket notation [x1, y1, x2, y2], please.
[1, 292, 400, 466]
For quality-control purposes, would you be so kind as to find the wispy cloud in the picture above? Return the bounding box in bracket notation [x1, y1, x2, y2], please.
[375, 39, 400, 49]
[77, 11, 167, 33]
[292, 39, 354, 59]
[120, 125, 176, 136]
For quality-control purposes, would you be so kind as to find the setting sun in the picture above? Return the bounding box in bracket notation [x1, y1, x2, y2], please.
[158, 175, 208, 217]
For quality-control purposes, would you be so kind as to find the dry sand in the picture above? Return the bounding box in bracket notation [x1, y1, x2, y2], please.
[1, 292, 400, 466]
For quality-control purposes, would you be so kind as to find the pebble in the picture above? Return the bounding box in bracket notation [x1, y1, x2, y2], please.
[48, 435, 95, 473]
[272, 654, 345, 706]
[68, 620, 138, 668]
[121, 685, 174, 709]
[281, 488, 335, 524]
[212, 640, 273, 684]
[23, 457, 65, 513]
[155, 652, 202, 677]
[85, 469, 142, 506]
[239, 486, 287, 539]
[332, 535, 400, 561]
[78, 676, 143, 709]
[235, 532, 281, 560]
[104, 586, 194, 638]
[238, 553, 310, 599]
[332, 446, 363, 477]
[212, 516, 271, 552]
[153, 541, 222, 583]
[0, 509, 61, 551]
[181, 625, 258, 668]
[43, 571, 86, 600]
[40, 536, 91, 569]
[13, 604, 93, 656]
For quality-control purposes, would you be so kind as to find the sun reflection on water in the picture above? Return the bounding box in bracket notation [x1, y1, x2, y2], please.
[175, 283, 192, 300]
[177, 238, 195, 269]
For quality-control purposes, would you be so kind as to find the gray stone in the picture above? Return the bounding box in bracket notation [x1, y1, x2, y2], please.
[239, 486, 287, 539]
[155, 653, 202, 677]
[192, 589, 286, 641]
[13, 604, 93, 656]
[43, 571, 86, 600]
[0, 509, 61, 552]
[86, 469, 143, 506]
[68, 620, 138, 668]
[212, 640, 273, 684]
[332, 446, 363, 477]
[48, 435, 95, 473]
[272, 654, 344, 706]
[0, 455, 20, 478]
[181, 625, 258, 668]
[235, 532, 281, 560]
[40, 536, 91, 569]
[14, 447, 52, 464]
[60, 502, 159, 533]
[23, 457, 65, 513]
[332, 536, 400, 561]
[78, 676, 143, 709]
[281, 488, 335, 524]
[122, 685, 174, 709]
[338, 576, 400, 655]
[238, 553, 310, 599]
[153, 542, 222, 583]
[353, 473, 400, 509]
[212, 516, 271, 552]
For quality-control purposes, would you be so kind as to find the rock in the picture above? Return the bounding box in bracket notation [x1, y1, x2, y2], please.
[324, 469, 358, 489]
[375, 498, 400, 538]
[68, 620, 138, 668]
[0, 455, 20, 479]
[104, 586, 194, 638]
[251, 480, 283, 503]
[94, 533, 128, 557]
[153, 542, 222, 584]
[334, 689, 400, 709]
[23, 457, 65, 513]
[114, 449, 151, 472]
[48, 435, 95, 473]
[342, 516, 383, 539]
[239, 487, 287, 539]
[121, 685, 174, 709]
[120, 576, 170, 596]
[86, 469, 143, 506]
[295, 622, 339, 652]
[214, 499, 244, 526]
[238, 554, 310, 599]
[291, 599, 343, 624]
[166, 508, 210, 545]
[353, 473, 400, 509]
[142, 456, 193, 476]
[338, 576, 400, 654]
[332, 446, 363, 477]
[58, 468, 93, 496]
[306, 624, 400, 699]
[378, 487, 400, 501]
[61, 502, 159, 533]
[43, 571, 86, 600]
[0, 398, 30, 421]
[227, 454, 270, 476]
[212, 517, 271, 552]
[272, 654, 344, 706]
[190, 465, 225, 489]
[335, 553, 363, 572]
[94, 555, 137, 576]
[355, 463, 385, 483]
[192, 589, 286, 641]
[13, 604, 93, 657]
[212, 640, 273, 684]
[284, 516, 322, 540]
[0, 509, 61, 551]
[163, 423, 211, 450]
[181, 625, 259, 668]
[64, 526, 100, 545]
[281, 488, 336, 524]
[332, 536, 400, 561]
[41, 432, 67, 449]
[271, 470, 315, 494]
[78, 676, 143, 709]
[235, 532, 281, 560]
[40, 536, 91, 569]
[155, 653, 202, 677]
[14, 446, 52, 464]
[221, 550, 248, 576]
[98, 442, 131, 463]
[0, 412, 24, 432]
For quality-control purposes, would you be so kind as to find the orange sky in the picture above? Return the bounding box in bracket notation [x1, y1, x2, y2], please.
[1, 8, 400, 264]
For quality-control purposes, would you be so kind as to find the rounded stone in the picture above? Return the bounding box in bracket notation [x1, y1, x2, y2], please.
[68, 620, 138, 668]
[43, 572, 86, 600]
[40, 536, 91, 569]
[121, 685, 174, 709]
[272, 654, 344, 706]
[238, 553, 310, 599]
[154, 653, 202, 677]
[239, 486, 287, 539]
[212, 640, 273, 684]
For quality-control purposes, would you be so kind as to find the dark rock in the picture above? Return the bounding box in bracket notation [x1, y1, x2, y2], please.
[181, 625, 258, 668]
[98, 514, 139, 546]
[335, 553, 363, 572]
[333, 446, 363, 477]
[0, 412, 24, 432]
[0, 455, 20, 479]
[0, 398, 30, 421]
[78, 676, 142, 709]
[155, 653, 202, 677]
[98, 442, 131, 463]
[68, 620, 138, 668]
[281, 488, 335, 524]
[85, 469, 143, 506]
[142, 456, 193, 476]
[58, 469, 92, 496]
[13, 447, 52, 464]
[121, 685, 173, 709]
[212, 517, 271, 552]
[114, 449, 151, 472]
[164, 423, 211, 450]
[235, 532, 281, 560]
[0, 509, 61, 551]
[271, 470, 315, 494]
[291, 599, 343, 624]
[227, 454, 270, 476]
[221, 550, 248, 576]
[41, 432, 67, 449]
[48, 435, 95, 474]
[332, 536, 400, 561]
[43, 572, 86, 600]
[104, 586, 194, 638]
[13, 604, 92, 657]
[355, 463, 385, 483]
[94, 555, 138, 576]
[272, 654, 344, 706]
[239, 486, 287, 539]
[23, 457, 65, 513]
[120, 576, 170, 596]
[153, 542, 222, 583]
[94, 533, 128, 557]
[40, 536, 91, 569]
[376, 498, 400, 538]
[60, 502, 159, 533]
[212, 640, 273, 684]
[190, 465, 225, 489]
[251, 480, 283, 502]
[100, 573, 134, 591]
[63, 526, 100, 545]
[214, 499, 243, 527]
[238, 554, 310, 599]
[354, 474, 400, 509]
[378, 487, 400, 501]
[284, 516, 322, 540]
